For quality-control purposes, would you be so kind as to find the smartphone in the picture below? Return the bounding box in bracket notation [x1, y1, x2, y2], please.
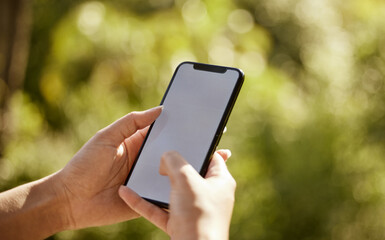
[125, 61, 244, 208]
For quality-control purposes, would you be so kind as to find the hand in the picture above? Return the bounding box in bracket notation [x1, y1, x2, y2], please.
[119, 150, 236, 240]
[55, 106, 162, 229]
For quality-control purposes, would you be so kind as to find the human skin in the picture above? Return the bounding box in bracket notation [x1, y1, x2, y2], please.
[0, 106, 236, 240]
[119, 150, 236, 240]
[0, 106, 162, 239]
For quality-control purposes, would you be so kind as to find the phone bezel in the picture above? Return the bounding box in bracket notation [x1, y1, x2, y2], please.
[124, 61, 244, 209]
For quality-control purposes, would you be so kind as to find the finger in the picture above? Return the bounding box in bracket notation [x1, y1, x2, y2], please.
[124, 126, 150, 168]
[118, 186, 169, 232]
[215, 149, 232, 162]
[205, 152, 232, 178]
[97, 106, 163, 147]
[159, 151, 201, 187]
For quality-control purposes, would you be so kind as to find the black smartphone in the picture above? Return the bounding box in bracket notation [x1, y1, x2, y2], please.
[125, 61, 244, 208]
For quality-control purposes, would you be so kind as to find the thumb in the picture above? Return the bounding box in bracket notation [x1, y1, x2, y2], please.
[159, 151, 201, 188]
[96, 106, 162, 147]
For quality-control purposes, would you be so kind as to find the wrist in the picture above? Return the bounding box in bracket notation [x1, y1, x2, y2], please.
[46, 172, 75, 231]
[197, 221, 229, 240]
[27, 173, 73, 236]
[0, 173, 72, 239]
[195, 210, 231, 240]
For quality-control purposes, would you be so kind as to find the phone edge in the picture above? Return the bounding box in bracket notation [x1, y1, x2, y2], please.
[124, 61, 245, 209]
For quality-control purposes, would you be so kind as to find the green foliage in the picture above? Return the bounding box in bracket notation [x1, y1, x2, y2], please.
[1, 0, 385, 239]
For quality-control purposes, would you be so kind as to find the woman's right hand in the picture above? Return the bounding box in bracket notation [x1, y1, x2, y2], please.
[119, 149, 236, 240]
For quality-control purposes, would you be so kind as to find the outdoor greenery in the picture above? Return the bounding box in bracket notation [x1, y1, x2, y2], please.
[1, 0, 385, 239]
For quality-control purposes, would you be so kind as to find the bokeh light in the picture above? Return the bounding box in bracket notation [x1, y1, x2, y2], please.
[1, 0, 385, 239]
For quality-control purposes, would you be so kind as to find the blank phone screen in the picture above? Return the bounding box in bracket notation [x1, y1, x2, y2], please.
[125, 62, 242, 205]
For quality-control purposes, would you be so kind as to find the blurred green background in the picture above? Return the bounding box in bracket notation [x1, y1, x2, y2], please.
[1, 0, 385, 239]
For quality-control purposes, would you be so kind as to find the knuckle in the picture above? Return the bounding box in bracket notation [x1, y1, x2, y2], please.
[176, 166, 190, 181]
[176, 166, 196, 188]
[128, 111, 139, 116]
[127, 111, 140, 130]
[93, 128, 107, 141]
[224, 175, 237, 194]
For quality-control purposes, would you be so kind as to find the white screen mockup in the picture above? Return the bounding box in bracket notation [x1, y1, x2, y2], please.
[126, 63, 240, 204]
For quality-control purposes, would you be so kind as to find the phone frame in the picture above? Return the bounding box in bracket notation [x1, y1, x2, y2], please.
[124, 61, 244, 209]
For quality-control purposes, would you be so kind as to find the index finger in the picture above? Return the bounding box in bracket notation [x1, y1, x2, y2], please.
[118, 186, 169, 232]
